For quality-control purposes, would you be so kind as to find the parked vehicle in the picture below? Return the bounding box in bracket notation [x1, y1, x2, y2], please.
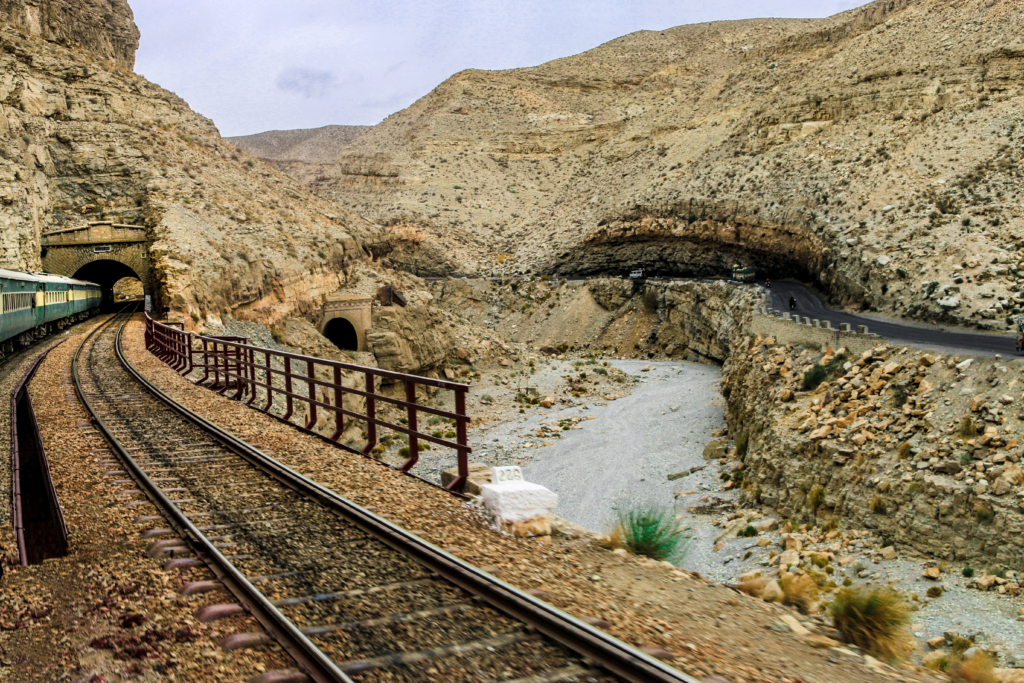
[732, 265, 756, 283]
[629, 268, 645, 279]
[0, 269, 101, 357]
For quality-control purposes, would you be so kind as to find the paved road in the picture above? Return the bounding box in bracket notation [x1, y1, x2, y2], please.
[767, 280, 1017, 356]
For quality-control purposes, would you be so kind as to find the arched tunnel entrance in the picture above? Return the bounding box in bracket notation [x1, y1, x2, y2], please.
[323, 317, 359, 351]
[73, 260, 147, 312]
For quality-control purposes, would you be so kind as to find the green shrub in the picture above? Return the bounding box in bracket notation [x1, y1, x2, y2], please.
[742, 525, 757, 537]
[800, 353, 848, 391]
[926, 586, 943, 599]
[962, 567, 975, 578]
[611, 500, 688, 562]
[829, 587, 912, 659]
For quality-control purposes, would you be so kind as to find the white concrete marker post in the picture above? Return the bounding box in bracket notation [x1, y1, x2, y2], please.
[481, 466, 558, 538]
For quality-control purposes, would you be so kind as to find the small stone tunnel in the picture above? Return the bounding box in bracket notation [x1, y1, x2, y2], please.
[320, 294, 373, 352]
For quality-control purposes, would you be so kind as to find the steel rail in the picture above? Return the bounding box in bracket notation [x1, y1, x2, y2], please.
[73, 309, 355, 683]
[117, 316, 704, 683]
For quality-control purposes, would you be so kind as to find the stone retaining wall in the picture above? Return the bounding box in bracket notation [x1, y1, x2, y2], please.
[750, 309, 881, 355]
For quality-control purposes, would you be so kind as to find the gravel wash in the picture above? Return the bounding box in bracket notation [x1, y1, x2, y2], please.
[118, 317, 947, 683]
[0, 317, 289, 682]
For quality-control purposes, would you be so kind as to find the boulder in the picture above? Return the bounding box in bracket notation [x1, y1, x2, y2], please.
[975, 574, 999, 591]
[881, 546, 897, 560]
[703, 440, 728, 460]
[779, 549, 800, 567]
[1004, 462, 1024, 486]
[762, 579, 784, 603]
[442, 462, 492, 496]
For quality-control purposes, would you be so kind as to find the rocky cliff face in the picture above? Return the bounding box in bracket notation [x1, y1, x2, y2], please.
[0, 0, 139, 67]
[724, 334, 1024, 568]
[294, 0, 1024, 331]
[0, 15, 395, 329]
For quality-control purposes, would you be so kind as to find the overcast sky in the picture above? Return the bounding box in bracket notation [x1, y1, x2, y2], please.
[131, 0, 863, 138]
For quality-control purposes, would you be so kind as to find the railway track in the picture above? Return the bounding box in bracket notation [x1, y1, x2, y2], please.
[73, 309, 701, 683]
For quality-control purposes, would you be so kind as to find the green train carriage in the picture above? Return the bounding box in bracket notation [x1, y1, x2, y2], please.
[0, 269, 101, 355]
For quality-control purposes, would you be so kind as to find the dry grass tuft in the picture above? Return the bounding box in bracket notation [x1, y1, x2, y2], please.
[926, 651, 998, 683]
[949, 652, 999, 683]
[779, 573, 819, 614]
[829, 586, 912, 660]
[870, 495, 888, 515]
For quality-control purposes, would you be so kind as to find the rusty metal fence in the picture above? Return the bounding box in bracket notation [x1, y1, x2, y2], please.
[144, 314, 472, 492]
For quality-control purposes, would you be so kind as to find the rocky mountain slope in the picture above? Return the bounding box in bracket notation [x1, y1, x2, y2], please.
[227, 124, 369, 164]
[299, 0, 1024, 331]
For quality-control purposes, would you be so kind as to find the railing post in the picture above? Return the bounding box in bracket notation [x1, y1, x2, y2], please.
[262, 350, 274, 412]
[330, 365, 344, 441]
[283, 357, 294, 421]
[401, 381, 419, 472]
[231, 342, 246, 400]
[305, 360, 318, 430]
[445, 388, 469, 492]
[215, 341, 229, 395]
[245, 348, 258, 406]
[185, 332, 194, 376]
[361, 371, 377, 455]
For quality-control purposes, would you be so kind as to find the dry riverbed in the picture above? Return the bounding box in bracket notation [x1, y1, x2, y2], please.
[459, 354, 1024, 673]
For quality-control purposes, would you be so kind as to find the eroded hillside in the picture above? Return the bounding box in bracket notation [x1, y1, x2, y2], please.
[303, 0, 1024, 331]
[227, 124, 369, 164]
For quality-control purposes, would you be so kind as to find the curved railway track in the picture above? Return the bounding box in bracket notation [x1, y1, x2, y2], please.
[72, 308, 702, 683]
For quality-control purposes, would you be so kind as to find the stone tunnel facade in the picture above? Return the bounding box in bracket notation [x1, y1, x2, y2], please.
[40, 224, 152, 308]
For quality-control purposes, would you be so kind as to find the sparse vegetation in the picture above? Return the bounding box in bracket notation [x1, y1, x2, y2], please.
[960, 416, 979, 438]
[800, 353, 848, 391]
[870, 496, 888, 515]
[610, 500, 688, 562]
[778, 573, 819, 614]
[926, 586, 943, 598]
[829, 587, 912, 659]
[806, 485, 825, 513]
[973, 501, 994, 523]
[926, 650, 998, 683]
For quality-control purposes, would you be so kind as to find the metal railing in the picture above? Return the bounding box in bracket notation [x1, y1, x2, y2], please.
[144, 314, 472, 492]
